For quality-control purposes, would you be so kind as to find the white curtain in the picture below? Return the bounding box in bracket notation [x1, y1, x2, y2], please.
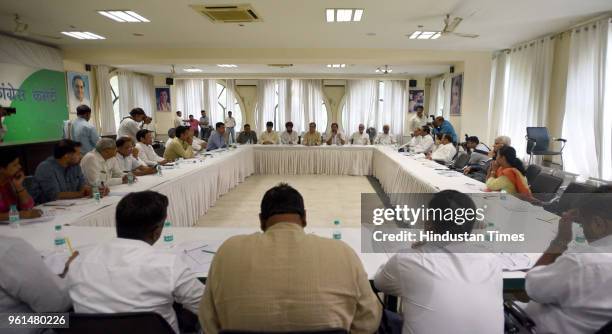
[379, 80, 407, 136]
[496, 38, 555, 158]
[488, 52, 508, 144]
[342, 80, 378, 133]
[224, 79, 242, 129]
[277, 79, 291, 130]
[92, 65, 116, 135]
[562, 19, 612, 180]
[291, 79, 326, 133]
[117, 71, 155, 128]
[176, 79, 204, 120]
[203, 79, 221, 124]
[255, 80, 277, 132]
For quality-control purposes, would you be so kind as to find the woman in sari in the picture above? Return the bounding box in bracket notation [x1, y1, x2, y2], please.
[485, 146, 532, 196]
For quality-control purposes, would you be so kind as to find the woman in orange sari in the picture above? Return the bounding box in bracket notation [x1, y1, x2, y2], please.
[485, 146, 532, 197]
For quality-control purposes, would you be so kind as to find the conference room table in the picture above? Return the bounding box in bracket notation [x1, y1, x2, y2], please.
[1, 144, 562, 291]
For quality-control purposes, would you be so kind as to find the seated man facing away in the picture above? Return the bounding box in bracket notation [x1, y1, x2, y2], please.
[0, 148, 41, 220]
[164, 126, 195, 161]
[325, 122, 346, 145]
[349, 123, 370, 145]
[465, 136, 490, 166]
[67, 191, 204, 334]
[34, 139, 91, 204]
[165, 128, 176, 148]
[207, 122, 227, 151]
[199, 183, 381, 333]
[80, 138, 126, 188]
[237, 124, 257, 144]
[302, 122, 321, 146]
[0, 235, 77, 323]
[464, 135, 511, 183]
[374, 124, 396, 145]
[524, 186, 612, 334]
[428, 134, 456, 164]
[189, 128, 207, 152]
[259, 121, 280, 145]
[374, 190, 504, 334]
[136, 129, 167, 167]
[280, 121, 298, 145]
[114, 136, 156, 176]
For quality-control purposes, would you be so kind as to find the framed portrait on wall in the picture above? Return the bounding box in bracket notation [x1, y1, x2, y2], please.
[409, 89, 425, 112]
[450, 74, 463, 116]
[155, 87, 171, 112]
[66, 72, 91, 114]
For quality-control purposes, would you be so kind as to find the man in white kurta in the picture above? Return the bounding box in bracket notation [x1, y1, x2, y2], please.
[374, 125, 396, 145]
[349, 124, 370, 145]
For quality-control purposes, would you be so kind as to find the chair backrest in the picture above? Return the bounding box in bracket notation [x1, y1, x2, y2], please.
[595, 319, 612, 334]
[452, 151, 470, 169]
[220, 329, 348, 334]
[556, 182, 598, 213]
[56, 312, 174, 334]
[525, 164, 542, 185]
[530, 173, 564, 202]
[526, 127, 551, 153]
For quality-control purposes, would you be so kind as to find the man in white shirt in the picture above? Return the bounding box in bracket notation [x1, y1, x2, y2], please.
[401, 126, 434, 153]
[259, 121, 280, 145]
[325, 122, 346, 146]
[142, 116, 156, 135]
[224, 111, 236, 144]
[117, 108, 146, 141]
[136, 129, 167, 167]
[374, 190, 504, 334]
[280, 121, 299, 145]
[407, 106, 428, 135]
[374, 124, 397, 145]
[174, 111, 184, 128]
[67, 191, 204, 333]
[525, 186, 612, 334]
[465, 136, 490, 165]
[429, 134, 457, 164]
[80, 138, 127, 187]
[349, 124, 370, 145]
[114, 136, 155, 176]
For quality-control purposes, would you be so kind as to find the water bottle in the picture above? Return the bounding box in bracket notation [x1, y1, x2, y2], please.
[9, 205, 20, 229]
[332, 220, 342, 240]
[573, 222, 586, 244]
[92, 182, 101, 203]
[157, 164, 163, 176]
[500, 189, 507, 200]
[127, 171, 135, 185]
[163, 221, 174, 248]
[54, 225, 68, 253]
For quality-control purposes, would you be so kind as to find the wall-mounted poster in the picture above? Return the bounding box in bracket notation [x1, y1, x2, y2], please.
[450, 74, 463, 116]
[66, 72, 91, 114]
[155, 87, 171, 112]
[408, 89, 424, 112]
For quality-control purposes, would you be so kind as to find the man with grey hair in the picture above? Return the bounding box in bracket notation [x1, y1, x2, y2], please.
[464, 135, 511, 182]
[80, 138, 128, 188]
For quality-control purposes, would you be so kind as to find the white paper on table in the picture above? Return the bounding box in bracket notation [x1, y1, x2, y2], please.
[42, 251, 70, 275]
[0, 215, 56, 225]
[497, 253, 533, 271]
[43, 200, 79, 207]
[178, 241, 222, 275]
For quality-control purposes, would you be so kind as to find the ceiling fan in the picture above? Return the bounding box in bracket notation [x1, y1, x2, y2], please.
[12, 14, 61, 40]
[440, 14, 479, 38]
[376, 65, 393, 74]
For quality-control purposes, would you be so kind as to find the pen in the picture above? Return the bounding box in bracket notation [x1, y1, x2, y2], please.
[201, 249, 216, 254]
[66, 237, 74, 255]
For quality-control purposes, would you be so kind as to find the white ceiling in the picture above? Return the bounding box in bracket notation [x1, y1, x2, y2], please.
[0, 0, 610, 75]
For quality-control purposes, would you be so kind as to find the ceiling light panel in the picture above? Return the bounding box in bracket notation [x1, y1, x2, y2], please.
[98, 10, 150, 23]
[325, 9, 364, 22]
[408, 31, 441, 40]
[217, 64, 238, 68]
[61, 31, 106, 40]
[184, 68, 203, 73]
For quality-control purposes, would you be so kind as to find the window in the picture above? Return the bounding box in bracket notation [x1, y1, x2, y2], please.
[109, 75, 120, 128]
[216, 82, 243, 130]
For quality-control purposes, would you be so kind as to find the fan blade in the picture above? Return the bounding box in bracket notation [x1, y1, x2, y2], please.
[445, 17, 463, 33]
[452, 32, 479, 38]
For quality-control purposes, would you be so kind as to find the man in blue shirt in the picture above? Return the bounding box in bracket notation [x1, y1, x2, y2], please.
[432, 116, 458, 144]
[34, 140, 91, 204]
[206, 122, 227, 151]
[64, 105, 100, 153]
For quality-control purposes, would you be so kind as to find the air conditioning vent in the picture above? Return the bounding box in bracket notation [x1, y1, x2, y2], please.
[190, 4, 262, 23]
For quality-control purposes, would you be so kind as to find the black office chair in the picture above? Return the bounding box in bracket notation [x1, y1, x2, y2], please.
[530, 173, 564, 202]
[595, 319, 612, 334]
[55, 312, 174, 334]
[451, 151, 470, 170]
[220, 330, 348, 334]
[526, 127, 566, 169]
[366, 127, 377, 144]
[544, 181, 598, 214]
[525, 165, 542, 185]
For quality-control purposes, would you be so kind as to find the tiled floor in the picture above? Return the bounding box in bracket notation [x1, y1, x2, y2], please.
[195, 175, 381, 228]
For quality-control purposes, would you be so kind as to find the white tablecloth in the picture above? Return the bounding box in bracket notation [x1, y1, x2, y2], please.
[253, 145, 373, 175]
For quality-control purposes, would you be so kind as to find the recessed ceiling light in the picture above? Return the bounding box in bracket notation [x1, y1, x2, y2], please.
[217, 64, 238, 68]
[326, 64, 346, 68]
[408, 31, 441, 40]
[61, 31, 106, 40]
[98, 10, 150, 23]
[184, 68, 203, 73]
[325, 8, 364, 22]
